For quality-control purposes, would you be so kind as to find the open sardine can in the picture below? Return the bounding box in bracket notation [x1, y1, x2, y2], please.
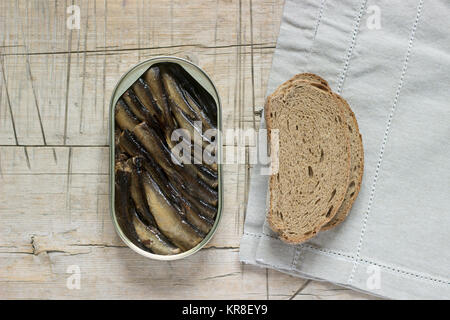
[110, 56, 223, 260]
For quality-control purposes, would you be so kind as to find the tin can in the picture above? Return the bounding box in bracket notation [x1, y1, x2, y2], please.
[109, 56, 223, 260]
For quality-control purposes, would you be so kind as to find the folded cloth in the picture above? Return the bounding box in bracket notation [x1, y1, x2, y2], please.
[240, 0, 450, 299]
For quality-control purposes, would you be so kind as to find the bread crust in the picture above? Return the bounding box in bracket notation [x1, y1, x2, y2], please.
[274, 73, 330, 95]
[321, 94, 364, 230]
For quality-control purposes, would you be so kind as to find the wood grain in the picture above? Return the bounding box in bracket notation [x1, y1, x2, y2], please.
[0, 0, 371, 299]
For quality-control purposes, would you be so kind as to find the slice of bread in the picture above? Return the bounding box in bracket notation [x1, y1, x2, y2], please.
[265, 81, 351, 243]
[274, 75, 364, 231]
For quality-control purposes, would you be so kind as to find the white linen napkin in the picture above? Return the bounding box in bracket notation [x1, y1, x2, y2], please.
[240, 0, 450, 299]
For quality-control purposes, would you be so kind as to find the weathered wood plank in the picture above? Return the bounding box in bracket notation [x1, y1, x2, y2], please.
[0, 0, 374, 299]
[0, 0, 279, 146]
[0, 248, 267, 299]
[0, 146, 247, 252]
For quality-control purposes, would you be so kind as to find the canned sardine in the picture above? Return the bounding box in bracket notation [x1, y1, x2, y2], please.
[110, 56, 222, 260]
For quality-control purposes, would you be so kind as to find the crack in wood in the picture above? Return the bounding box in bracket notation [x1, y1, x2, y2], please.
[52, 148, 57, 163]
[234, 0, 243, 236]
[63, 0, 73, 145]
[78, 0, 90, 135]
[23, 146, 31, 169]
[30, 235, 36, 255]
[202, 271, 240, 281]
[289, 280, 311, 300]
[69, 243, 127, 248]
[0, 55, 18, 145]
[101, 0, 107, 136]
[0, 43, 276, 57]
[0, 172, 108, 176]
[0, 144, 109, 147]
[202, 245, 239, 251]
[249, 0, 256, 130]
[65, 146, 72, 221]
[20, 0, 47, 145]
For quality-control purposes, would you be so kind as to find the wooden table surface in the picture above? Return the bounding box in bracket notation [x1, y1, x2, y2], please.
[0, 0, 373, 299]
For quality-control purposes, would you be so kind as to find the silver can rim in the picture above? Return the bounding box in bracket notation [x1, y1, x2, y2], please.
[109, 56, 223, 261]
